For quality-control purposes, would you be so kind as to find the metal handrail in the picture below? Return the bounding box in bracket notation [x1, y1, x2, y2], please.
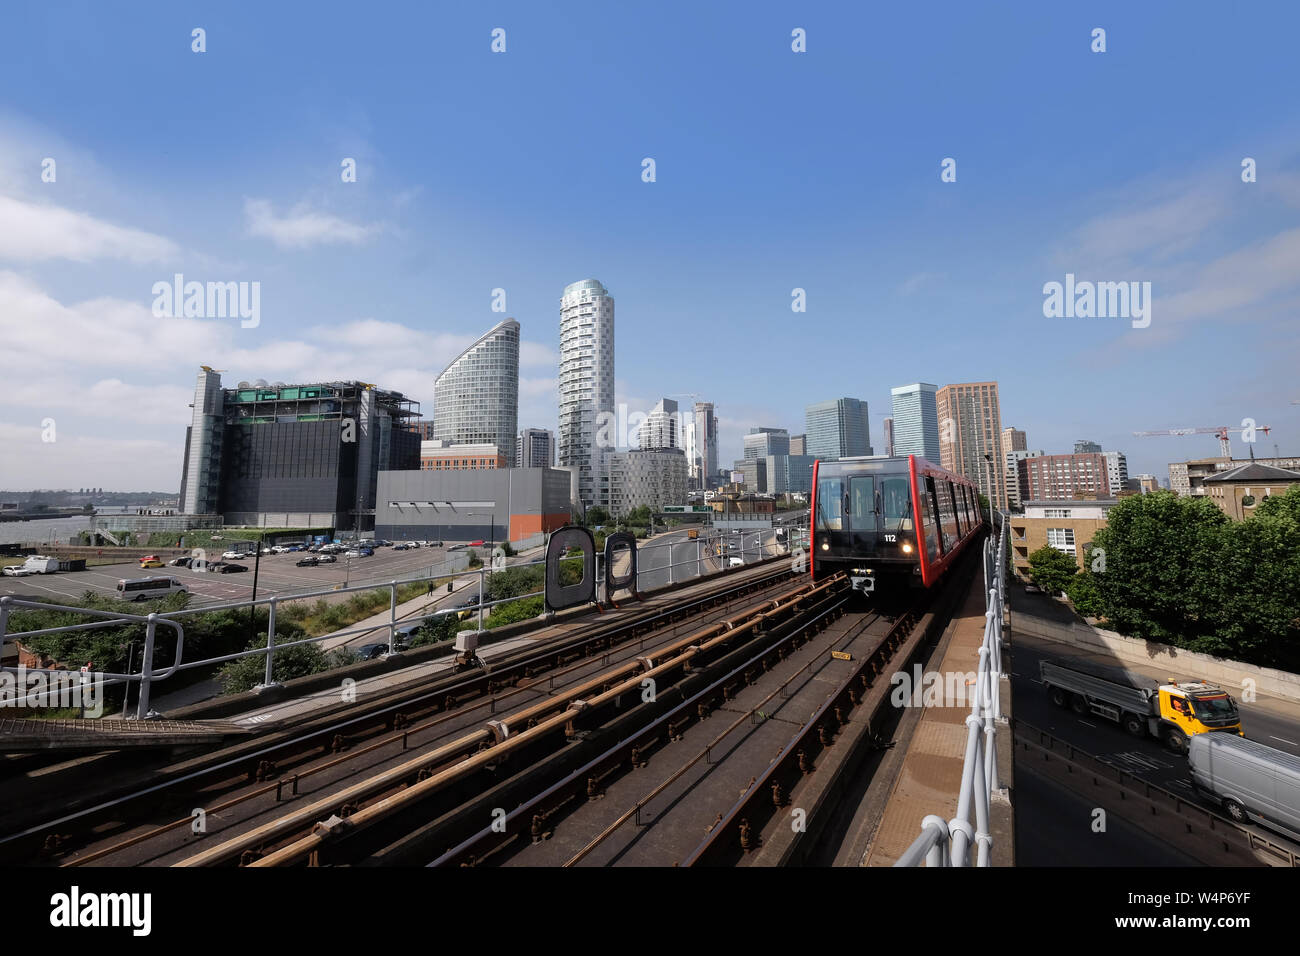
[1, 527, 793, 719]
[895, 513, 1008, 867]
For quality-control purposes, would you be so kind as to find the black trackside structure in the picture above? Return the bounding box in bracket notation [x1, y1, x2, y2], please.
[809, 455, 984, 594]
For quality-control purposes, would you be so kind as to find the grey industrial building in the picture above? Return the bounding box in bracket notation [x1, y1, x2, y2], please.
[178, 368, 421, 530]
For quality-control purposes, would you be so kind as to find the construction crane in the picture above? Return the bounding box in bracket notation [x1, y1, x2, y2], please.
[1133, 424, 1271, 458]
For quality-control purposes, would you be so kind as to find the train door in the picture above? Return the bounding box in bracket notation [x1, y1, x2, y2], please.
[846, 474, 878, 553]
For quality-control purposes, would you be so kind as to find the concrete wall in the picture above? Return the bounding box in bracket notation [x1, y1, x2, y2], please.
[1015, 613, 1300, 702]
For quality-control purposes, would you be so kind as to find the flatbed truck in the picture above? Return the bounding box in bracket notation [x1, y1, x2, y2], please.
[1040, 659, 1242, 755]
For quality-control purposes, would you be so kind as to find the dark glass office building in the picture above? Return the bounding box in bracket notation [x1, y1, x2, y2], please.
[179, 369, 421, 530]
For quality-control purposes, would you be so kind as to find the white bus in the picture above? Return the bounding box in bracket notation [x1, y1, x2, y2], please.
[116, 576, 188, 601]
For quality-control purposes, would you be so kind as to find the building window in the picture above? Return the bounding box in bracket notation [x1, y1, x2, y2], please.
[1043, 509, 1071, 518]
[1046, 528, 1076, 556]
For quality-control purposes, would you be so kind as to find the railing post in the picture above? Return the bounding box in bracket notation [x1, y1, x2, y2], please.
[922, 815, 950, 867]
[389, 581, 398, 652]
[135, 613, 158, 720]
[477, 568, 485, 630]
[261, 596, 279, 689]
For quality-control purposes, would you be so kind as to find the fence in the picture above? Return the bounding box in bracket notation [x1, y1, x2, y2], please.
[895, 513, 1009, 867]
[1, 526, 798, 721]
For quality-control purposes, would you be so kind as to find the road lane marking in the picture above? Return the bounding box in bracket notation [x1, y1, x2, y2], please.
[1269, 735, 1298, 746]
[1077, 719, 1096, 728]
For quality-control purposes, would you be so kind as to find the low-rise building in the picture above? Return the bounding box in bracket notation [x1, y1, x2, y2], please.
[1008, 499, 1118, 576]
[377, 467, 570, 543]
[1203, 462, 1300, 520]
[420, 441, 506, 470]
[1170, 455, 1300, 496]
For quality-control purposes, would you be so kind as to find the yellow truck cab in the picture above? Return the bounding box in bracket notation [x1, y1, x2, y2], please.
[1157, 680, 1243, 748]
[687, 529, 699, 540]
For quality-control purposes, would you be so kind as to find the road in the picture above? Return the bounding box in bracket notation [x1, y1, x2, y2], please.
[1009, 590, 1300, 858]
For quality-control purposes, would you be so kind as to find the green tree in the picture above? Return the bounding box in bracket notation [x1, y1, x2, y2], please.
[1088, 491, 1227, 646]
[586, 506, 610, 526]
[1026, 545, 1078, 595]
[1064, 566, 1104, 617]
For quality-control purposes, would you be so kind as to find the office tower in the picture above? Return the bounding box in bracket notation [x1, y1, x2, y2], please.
[433, 317, 520, 465]
[890, 383, 940, 460]
[1074, 439, 1103, 454]
[789, 433, 807, 456]
[804, 398, 872, 461]
[638, 398, 680, 450]
[517, 427, 556, 468]
[1003, 427, 1027, 453]
[936, 381, 1006, 509]
[744, 427, 790, 460]
[882, 418, 894, 457]
[694, 401, 718, 489]
[178, 372, 420, 530]
[558, 279, 615, 507]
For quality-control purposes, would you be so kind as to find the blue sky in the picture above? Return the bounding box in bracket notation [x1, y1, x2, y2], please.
[1, 0, 1298, 490]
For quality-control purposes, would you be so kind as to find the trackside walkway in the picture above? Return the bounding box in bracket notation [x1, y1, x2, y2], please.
[862, 580, 1013, 866]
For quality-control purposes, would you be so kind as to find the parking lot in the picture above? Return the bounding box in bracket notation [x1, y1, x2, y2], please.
[0, 542, 474, 608]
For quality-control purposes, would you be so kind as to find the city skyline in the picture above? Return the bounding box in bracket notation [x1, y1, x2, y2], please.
[3, 3, 1299, 491]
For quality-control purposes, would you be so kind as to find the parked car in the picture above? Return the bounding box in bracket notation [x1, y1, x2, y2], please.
[287, 544, 304, 553]
[296, 556, 318, 567]
[271, 546, 290, 554]
[355, 640, 408, 660]
[222, 550, 245, 560]
[218, 563, 248, 574]
[344, 549, 363, 558]
[2, 565, 34, 576]
[468, 540, 484, 547]
[315, 553, 337, 564]
[394, 623, 423, 643]
[448, 543, 466, 552]
[139, 558, 164, 569]
[168, 556, 192, 568]
[393, 543, 410, 551]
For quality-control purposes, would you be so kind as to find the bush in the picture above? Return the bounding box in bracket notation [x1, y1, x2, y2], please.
[217, 633, 342, 694]
[1026, 546, 1077, 596]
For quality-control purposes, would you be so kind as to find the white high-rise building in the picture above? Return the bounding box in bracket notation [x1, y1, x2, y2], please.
[1103, 451, 1129, 496]
[558, 279, 615, 507]
[638, 398, 680, 450]
[683, 419, 699, 485]
[434, 318, 520, 466]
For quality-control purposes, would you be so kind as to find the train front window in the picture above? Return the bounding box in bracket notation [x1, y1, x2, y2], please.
[816, 477, 844, 531]
[881, 478, 912, 532]
[849, 476, 875, 531]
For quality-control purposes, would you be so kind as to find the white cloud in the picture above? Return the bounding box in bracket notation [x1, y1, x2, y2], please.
[521, 340, 559, 368]
[244, 198, 382, 249]
[0, 193, 179, 263]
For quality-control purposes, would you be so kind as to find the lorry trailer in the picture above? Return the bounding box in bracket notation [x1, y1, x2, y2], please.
[1040, 659, 1242, 754]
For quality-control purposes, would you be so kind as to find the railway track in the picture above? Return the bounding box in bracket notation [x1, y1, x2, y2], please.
[2, 564, 798, 865]
[167, 572, 850, 866]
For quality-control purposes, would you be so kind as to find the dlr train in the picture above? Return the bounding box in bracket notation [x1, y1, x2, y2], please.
[810, 455, 985, 594]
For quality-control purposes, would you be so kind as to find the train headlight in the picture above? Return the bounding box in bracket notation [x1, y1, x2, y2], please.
[901, 542, 913, 554]
[821, 542, 829, 551]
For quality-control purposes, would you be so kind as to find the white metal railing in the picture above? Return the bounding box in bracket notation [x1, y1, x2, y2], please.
[895, 513, 1008, 867]
[0, 526, 796, 720]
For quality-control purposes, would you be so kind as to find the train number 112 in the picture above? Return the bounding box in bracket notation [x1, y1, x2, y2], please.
[884, 534, 897, 542]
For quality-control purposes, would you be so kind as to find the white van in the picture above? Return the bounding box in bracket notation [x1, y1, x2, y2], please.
[1188, 733, 1300, 840]
[116, 576, 188, 602]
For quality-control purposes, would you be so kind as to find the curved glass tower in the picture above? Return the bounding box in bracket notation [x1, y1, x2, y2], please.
[558, 279, 615, 507]
[434, 318, 520, 465]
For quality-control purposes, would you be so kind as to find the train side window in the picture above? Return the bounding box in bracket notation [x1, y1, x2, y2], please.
[949, 481, 964, 538]
[923, 476, 943, 556]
